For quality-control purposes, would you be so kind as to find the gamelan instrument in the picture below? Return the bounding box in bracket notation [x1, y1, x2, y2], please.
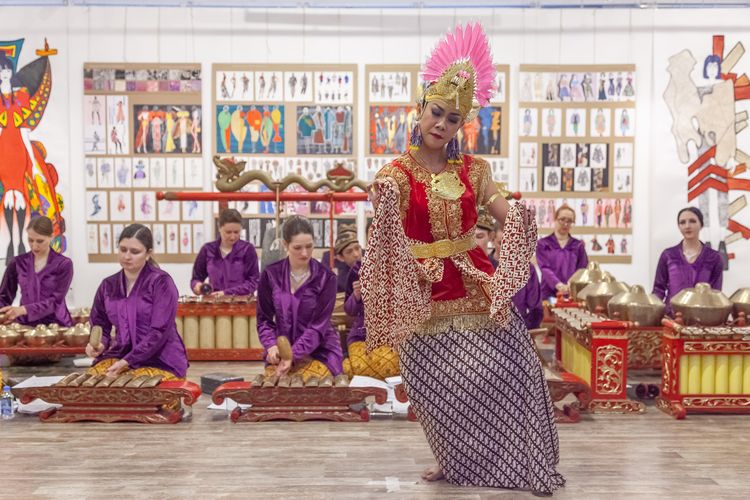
[607, 285, 666, 371]
[567, 261, 611, 301]
[212, 373, 388, 422]
[657, 286, 750, 419]
[176, 295, 262, 360]
[0, 323, 91, 363]
[553, 308, 645, 413]
[12, 372, 201, 424]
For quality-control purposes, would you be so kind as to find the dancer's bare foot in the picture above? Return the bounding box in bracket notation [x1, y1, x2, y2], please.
[421, 465, 445, 481]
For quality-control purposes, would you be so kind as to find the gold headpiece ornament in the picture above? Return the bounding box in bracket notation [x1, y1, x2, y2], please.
[420, 23, 497, 122]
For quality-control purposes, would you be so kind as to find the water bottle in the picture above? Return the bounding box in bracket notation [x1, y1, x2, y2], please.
[1, 385, 14, 420]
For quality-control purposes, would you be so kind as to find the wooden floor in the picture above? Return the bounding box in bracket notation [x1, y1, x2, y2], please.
[3, 359, 750, 499]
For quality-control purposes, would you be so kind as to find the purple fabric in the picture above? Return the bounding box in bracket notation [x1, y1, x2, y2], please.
[535, 234, 588, 299]
[320, 250, 351, 293]
[90, 264, 188, 377]
[191, 239, 260, 295]
[513, 264, 544, 330]
[0, 250, 73, 327]
[257, 257, 343, 375]
[652, 243, 724, 313]
[344, 261, 365, 345]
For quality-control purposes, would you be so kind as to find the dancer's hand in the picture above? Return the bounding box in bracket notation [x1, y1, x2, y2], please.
[352, 281, 362, 301]
[368, 177, 398, 209]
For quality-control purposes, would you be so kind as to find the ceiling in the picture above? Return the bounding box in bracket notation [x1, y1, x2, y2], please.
[2, 0, 748, 9]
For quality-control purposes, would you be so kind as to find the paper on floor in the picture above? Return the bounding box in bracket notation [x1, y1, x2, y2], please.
[207, 397, 252, 411]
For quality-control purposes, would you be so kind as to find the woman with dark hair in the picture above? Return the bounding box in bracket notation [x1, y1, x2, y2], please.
[86, 224, 188, 379]
[0, 216, 73, 326]
[257, 215, 343, 381]
[191, 208, 259, 296]
[363, 23, 563, 494]
[653, 207, 723, 312]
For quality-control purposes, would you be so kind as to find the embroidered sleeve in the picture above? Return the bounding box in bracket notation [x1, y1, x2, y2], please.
[489, 203, 537, 327]
[375, 161, 410, 221]
[360, 181, 431, 352]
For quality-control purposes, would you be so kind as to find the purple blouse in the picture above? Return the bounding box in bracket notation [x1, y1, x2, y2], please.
[652, 243, 724, 312]
[90, 264, 188, 377]
[513, 264, 544, 330]
[536, 233, 589, 299]
[191, 239, 260, 296]
[0, 250, 73, 327]
[257, 257, 343, 375]
[344, 261, 365, 345]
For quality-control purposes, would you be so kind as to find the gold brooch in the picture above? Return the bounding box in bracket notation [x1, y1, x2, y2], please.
[430, 170, 466, 201]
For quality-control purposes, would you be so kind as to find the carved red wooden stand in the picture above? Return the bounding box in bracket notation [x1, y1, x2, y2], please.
[657, 318, 750, 420]
[626, 325, 664, 371]
[554, 310, 645, 413]
[547, 372, 593, 423]
[212, 381, 388, 422]
[0, 341, 86, 364]
[12, 381, 202, 424]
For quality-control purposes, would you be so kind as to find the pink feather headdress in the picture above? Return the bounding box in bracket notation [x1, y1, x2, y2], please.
[421, 23, 496, 121]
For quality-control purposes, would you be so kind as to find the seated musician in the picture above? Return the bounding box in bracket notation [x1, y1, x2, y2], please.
[342, 258, 400, 379]
[257, 215, 343, 381]
[536, 205, 588, 300]
[0, 216, 74, 327]
[653, 207, 723, 314]
[191, 208, 260, 297]
[320, 225, 362, 293]
[85, 224, 188, 380]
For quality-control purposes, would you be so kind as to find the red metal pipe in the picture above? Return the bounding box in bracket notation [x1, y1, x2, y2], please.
[157, 191, 369, 202]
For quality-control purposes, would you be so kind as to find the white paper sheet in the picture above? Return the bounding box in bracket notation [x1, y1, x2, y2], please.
[206, 397, 252, 411]
[13, 376, 65, 414]
[14, 375, 64, 388]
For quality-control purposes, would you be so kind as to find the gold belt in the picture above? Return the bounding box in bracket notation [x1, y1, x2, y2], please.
[410, 234, 476, 259]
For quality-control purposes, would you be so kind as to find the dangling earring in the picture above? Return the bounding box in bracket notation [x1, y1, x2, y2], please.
[446, 136, 461, 164]
[409, 123, 422, 151]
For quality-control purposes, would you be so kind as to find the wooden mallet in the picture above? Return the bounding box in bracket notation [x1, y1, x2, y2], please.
[89, 325, 103, 350]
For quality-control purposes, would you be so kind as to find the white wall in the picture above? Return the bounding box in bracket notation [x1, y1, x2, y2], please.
[1, 6, 748, 306]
